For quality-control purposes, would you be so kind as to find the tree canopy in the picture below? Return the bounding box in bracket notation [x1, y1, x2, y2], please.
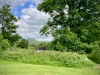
[0, 4, 21, 45]
[37, 0, 100, 52]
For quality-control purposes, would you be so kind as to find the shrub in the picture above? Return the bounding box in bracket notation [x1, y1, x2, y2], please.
[0, 34, 10, 53]
[53, 42, 67, 52]
[0, 50, 94, 68]
[88, 42, 100, 64]
[51, 29, 93, 53]
[0, 49, 34, 61]
[17, 39, 28, 49]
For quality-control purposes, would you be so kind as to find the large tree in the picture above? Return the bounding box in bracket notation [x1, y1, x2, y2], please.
[37, 0, 100, 52]
[0, 4, 21, 45]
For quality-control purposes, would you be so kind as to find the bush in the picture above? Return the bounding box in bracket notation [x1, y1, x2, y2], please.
[0, 49, 34, 61]
[78, 43, 93, 54]
[17, 39, 28, 49]
[0, 50, 94, 68]
[0, 34, 10, 53]
[51, 29, 93, 53]
[88, 42, 100, 64]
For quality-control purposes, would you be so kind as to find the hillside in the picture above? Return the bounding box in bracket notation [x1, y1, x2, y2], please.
[27, 38, 43, 45]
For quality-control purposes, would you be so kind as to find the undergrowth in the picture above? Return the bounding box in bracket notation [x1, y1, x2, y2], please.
[0, 49, 94, 68]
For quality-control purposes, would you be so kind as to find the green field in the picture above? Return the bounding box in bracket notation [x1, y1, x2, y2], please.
[0, 60, 100, 75]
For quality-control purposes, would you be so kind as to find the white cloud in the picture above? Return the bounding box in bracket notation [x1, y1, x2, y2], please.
[21, 15, 30, 20]
[0, 0, 28, 7]
[0, 0, 43, 7]
[0, 0, 53, 41]
[21, 5, 49, 25]
[16, 5, 53, 41]
[0, 0, 43, 16]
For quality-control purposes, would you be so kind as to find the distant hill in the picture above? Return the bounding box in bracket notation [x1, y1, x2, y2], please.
[27, 38, 43, 45]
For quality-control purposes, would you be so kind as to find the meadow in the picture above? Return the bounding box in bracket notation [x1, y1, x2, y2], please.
[0, 49, 94, 68]
[0, 49, 100, 75]
[0, 59, 100, 75]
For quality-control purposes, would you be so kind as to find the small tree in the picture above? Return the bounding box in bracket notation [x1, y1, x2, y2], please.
[17, 39, 28, 49]
[38, 42, 53, 50]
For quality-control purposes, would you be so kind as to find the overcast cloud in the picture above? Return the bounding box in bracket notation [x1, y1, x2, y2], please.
[0, 0, 53, 41]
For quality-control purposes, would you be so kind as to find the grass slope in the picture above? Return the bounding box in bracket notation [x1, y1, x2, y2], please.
[0, 60, 100, 75]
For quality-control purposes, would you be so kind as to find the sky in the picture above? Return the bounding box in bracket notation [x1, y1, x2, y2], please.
[0, 0, 53, 41]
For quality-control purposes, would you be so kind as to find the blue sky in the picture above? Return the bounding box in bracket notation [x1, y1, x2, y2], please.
[13, 1, 37, 17]
[0, 0, 53, 41]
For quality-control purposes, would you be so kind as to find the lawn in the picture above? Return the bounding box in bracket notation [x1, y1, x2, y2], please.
[0, 60, 100, 75]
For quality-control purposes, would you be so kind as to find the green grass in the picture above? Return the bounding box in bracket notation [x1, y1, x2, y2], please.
[0, 60, 100, 75]
[0, 50, 94, 68]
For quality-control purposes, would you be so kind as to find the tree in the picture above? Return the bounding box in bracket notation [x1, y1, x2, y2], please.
[17, 39, 28, 49]
[38, 42, 52, 50]
[0, 4, 21, 45]
[37, 0, 100, 53]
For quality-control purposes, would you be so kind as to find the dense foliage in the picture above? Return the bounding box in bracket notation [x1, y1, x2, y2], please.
[17, 39, 28, 49]
[0, 4, 21, 45]
[88, 42, 100, 64]
[37, 0, 100, 53]
[38, 42, 52, 50]
[0, 49, 94, 68]
[0, 34, 10, 53]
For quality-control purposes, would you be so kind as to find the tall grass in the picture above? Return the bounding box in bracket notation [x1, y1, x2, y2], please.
[0, 49, 94, 68]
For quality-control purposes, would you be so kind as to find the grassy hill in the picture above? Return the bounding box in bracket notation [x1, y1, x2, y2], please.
[27, 38, 43, 45]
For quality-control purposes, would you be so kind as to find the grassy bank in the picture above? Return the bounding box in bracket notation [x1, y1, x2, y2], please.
[0, 60, 100, 75]
[0, 50, 94, 67]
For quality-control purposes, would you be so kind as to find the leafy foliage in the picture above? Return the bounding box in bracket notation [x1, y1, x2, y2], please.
[51, 28, 92, 53]
[17, 39, 28, 49]
[88, 42, 100, 64]
[38, 42, 52, 50]
[37, 0, 100, 53]
[0, 4, 21, 45]
[0, 34, 10, 53]
[0, 50, 94, 68]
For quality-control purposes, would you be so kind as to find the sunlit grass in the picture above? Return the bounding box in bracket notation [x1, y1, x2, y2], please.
[0, 60, 100, 75]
